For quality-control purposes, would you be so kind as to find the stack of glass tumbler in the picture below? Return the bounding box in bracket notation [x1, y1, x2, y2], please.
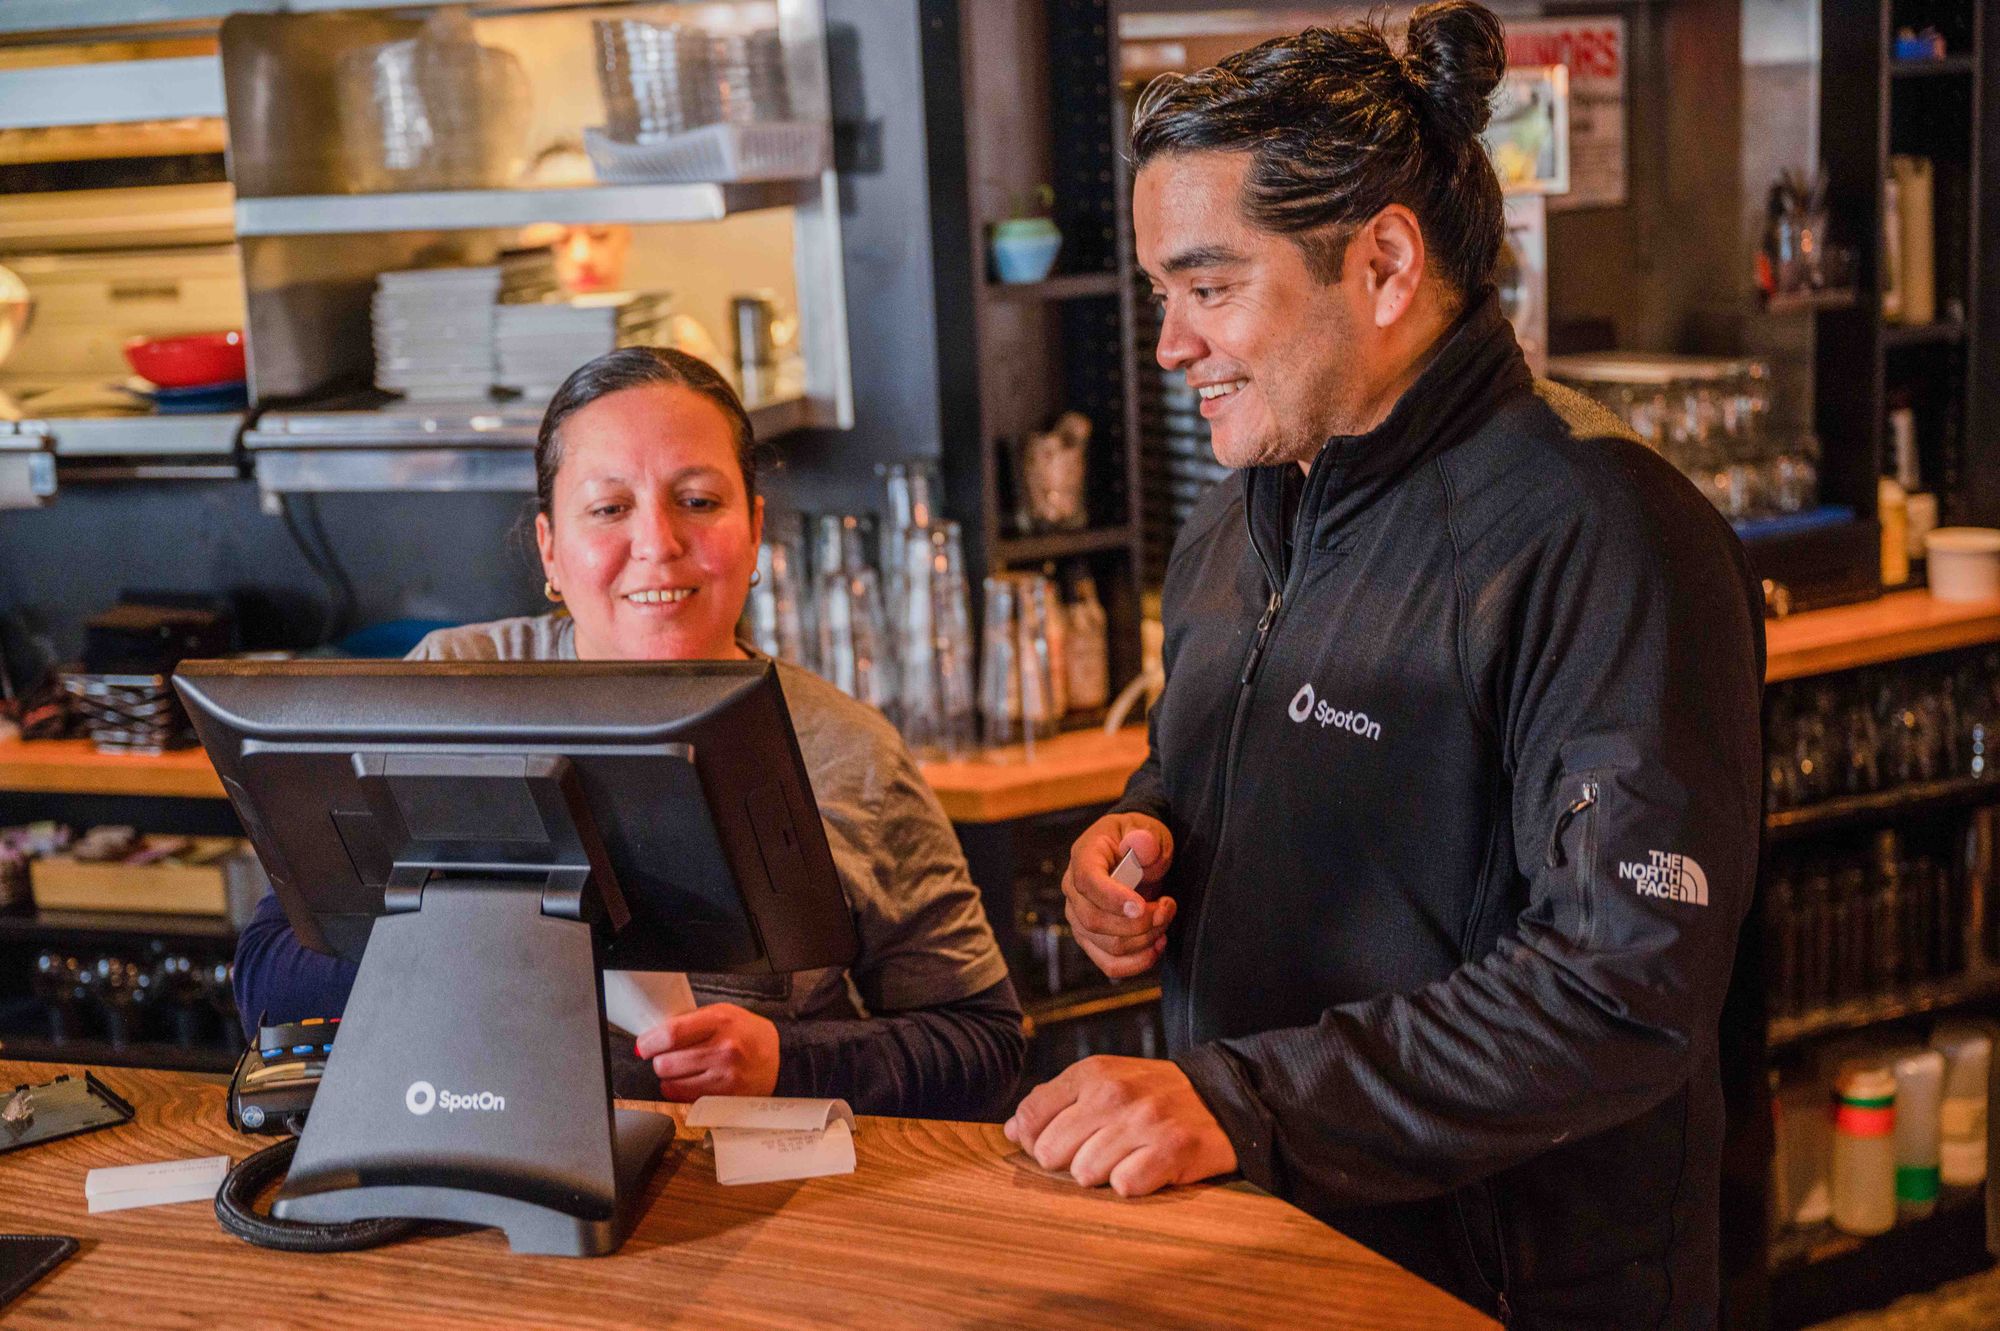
[747, 462, 976, 759]
[746, 461, 1085, 759]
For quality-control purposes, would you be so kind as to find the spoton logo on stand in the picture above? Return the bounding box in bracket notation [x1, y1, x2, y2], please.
[405, 1080, 506, 1115]
[1286, 682, 1383, 741]
[1617, 850, 1709, 906]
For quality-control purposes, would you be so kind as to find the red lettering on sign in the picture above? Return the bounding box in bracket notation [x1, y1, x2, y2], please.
[1504, 26, 1620, 81]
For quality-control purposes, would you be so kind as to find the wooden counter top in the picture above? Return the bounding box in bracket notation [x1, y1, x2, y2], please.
[0, 730, 1151, 822]
[6, 590, 1999, 821]
[0, 1060, 1494, 1330]
[919, 726, 1151, 823]
[0, 737, 224, 800]
[1763, 589, 2000, 682]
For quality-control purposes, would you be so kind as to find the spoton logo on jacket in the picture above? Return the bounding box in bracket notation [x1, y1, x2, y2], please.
[1617, 851, 1709, 906]
[1286, 682, 1382, 740]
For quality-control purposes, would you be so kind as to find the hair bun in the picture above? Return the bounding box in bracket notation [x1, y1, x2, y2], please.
[1402, 0, 1507, 141]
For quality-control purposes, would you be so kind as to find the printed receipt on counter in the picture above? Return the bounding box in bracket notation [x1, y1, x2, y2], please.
[686, 1097, 858, 1186]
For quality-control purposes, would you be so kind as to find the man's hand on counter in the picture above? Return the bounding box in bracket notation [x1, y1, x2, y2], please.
[1062, 813, 1176, 980]
[635, 1003, 781, 1100]
[1005, 1055, 1237, 1197]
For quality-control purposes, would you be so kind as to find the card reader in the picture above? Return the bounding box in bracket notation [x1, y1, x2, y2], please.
[228, 1017, 338, 1134]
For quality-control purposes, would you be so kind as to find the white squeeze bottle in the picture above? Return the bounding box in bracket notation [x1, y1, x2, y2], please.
[1830, 1061, 1897, 1236]
[1931, 1023, 1991, 1188]
[1886, 1045, 1944, 1219]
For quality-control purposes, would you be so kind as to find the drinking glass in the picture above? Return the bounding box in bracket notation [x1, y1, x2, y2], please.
[896, 523, 944, 756]
[749, 531, 810, 669]
[1015, 573, 1062, 740]
[935, 522, 977, 754]
[980, 576, 1025, 750]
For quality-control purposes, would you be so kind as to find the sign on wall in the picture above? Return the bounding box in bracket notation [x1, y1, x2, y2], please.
[1503, 16, 1627, 211]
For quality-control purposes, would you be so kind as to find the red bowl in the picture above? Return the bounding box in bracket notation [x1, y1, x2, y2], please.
[123, 330, 246, 389]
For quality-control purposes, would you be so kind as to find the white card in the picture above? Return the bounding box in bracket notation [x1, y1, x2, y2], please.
[603, 969, 695, 1036]
[85, 1155, 230, 1213]
[687, 1096, 858, 1185]
[1111, 847, 1144, 890]
[710, 1119, 856, 1186]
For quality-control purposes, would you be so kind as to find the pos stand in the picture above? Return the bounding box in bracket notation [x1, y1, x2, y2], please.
[271, 755, 676, 1257]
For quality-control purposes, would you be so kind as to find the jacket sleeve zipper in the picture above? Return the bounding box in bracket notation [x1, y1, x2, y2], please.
[1543, 780, 1599, 869]
[1240, 590, 1284, 686]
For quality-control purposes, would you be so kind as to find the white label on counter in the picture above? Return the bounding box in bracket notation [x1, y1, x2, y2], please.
[687, 1096, 858, 1185]
[86, 1155, 230, 1213]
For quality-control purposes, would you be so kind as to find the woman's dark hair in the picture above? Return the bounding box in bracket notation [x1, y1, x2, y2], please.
[1129, 0, 1507, 302]
[534, 345, 758, 518]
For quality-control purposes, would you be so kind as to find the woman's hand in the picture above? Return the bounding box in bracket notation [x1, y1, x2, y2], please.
[634, 1003, 781, 1100]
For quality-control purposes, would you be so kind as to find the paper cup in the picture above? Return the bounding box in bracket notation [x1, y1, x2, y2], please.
[1924, 527, 2000, 601]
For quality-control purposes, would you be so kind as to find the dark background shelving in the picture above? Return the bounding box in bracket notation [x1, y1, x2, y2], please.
[928, 0, 1145, 701]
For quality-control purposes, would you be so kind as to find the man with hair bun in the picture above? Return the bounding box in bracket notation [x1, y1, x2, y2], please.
[1004, 3, 1761, 1325]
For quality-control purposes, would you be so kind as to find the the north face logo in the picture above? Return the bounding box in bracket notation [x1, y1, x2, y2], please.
[1618, 851, 1709, 906]
[1286, 682, 1382, 740]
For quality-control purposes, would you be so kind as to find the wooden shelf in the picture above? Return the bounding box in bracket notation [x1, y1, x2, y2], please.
[0, 593, 1993, 823]
[986, 271, 1122, 301]
[1891, 55, 1975, 78]
[1763, 287, 1860, 315]
[0, 1034, 237, 1075]
[1765, 774, 2000, 842]
[1023, 983, 1161, 1035]
[1765, 590, 2000, 682]
[0, 909, 234, 944]
[0, 738, 224, 800]
[1881, 320, 1967, 349]
[994, 526, 1136, 564]
[1768, 969, 2000, 1048]
[1769, 1186, 1984, 1273]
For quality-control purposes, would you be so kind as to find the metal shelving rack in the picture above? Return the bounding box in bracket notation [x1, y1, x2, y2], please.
[217, 1, 851, 500]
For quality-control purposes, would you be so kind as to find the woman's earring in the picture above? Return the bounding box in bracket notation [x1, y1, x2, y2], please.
[748, 568, 763, 587]
[544, 579, 564, 603]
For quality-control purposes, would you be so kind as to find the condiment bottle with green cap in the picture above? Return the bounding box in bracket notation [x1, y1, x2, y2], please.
[1888, 1045, 1943, 1219]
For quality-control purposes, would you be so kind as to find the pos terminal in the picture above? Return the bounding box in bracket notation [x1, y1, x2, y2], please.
[174, 659, 858, 1256]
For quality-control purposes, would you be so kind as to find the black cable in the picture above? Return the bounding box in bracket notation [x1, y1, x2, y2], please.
[215, 1136, 422, 1253]
[276, 495, 346, 647]
[299, 493, 358, 640]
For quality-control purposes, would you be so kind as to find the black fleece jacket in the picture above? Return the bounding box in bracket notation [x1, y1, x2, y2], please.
[1118, 293, 1764, 1329]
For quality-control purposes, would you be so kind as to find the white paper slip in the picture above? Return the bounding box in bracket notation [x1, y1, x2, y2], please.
[1111, 847, 1144, 890]
[602, 969, 695, 1036]
[85, 1155, 230, 1213]
[687, 1097, 858, 1186]
[707, 1120, 855, 1187]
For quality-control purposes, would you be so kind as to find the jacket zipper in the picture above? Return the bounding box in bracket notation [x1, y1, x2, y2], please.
[1240, 590, 1283, 686]
[1182, 466, 1317, 1047]
[1543, 778, 1599, 942]
[1542, 781, 1599, 868]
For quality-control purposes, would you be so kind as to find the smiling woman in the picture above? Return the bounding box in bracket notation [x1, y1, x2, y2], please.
[230, 347, 1028, 1122]
[530, 349, 762, 662]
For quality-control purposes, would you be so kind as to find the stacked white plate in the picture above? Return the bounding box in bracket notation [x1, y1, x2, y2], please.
[499, 248, 562, 306]
[495, 292, 679, 398]
[372, 266, 499, 401]
[494, 303, 620, 397]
